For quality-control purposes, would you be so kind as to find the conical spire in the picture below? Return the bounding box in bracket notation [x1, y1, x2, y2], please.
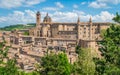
[77, 17, 80, 24]
[89, 16, 92, 22]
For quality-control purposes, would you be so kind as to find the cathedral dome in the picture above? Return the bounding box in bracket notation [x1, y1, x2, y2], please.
[43, 13, 52, 23]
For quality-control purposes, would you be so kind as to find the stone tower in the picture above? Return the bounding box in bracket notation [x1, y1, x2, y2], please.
[36, 11, 41, 27]
[34, 11, 41, 37]
[77, 17, 81, 41]
[89, 17, 93, 40]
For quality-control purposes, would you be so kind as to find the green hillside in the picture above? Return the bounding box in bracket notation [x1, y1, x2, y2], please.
[0, 23, 36, 31]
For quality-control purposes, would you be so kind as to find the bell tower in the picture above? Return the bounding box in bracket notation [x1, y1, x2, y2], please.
[77, 17, 81, 42]
[89, 16, 93, 40]
[34, 11, 41, 37]
[36, 11, 41, 27]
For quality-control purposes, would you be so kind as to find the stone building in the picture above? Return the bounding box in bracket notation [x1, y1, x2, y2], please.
[5, 11, 110, 71]
[28, 11, 109, 50]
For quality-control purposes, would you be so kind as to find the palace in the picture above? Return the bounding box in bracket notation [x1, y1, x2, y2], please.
[1, 11, 110, 71]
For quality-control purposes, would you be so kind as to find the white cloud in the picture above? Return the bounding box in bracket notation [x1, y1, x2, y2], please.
[89, 0, 120, 8]
[93, 11, 114, 22]
[42, 2, 64, 11]
[25, 0, 45, 6]
[55, 2, 64, 8]
[42, 7, 59, 11]
[52, 11, 114, 22]
[73, 4, 78, 8]
[0, 0, 23, 8]
[97, 0, 120, 4]
[72, 10, 85, 15]
[51, 11, 78, 22]
[0, 10, 36, 26]
[0, 10, 114, 27]
[89, 2, 107, 8]
[0, 0, 45, 9]
[0, 17, 6, 22]
[81, 2, 86, 5]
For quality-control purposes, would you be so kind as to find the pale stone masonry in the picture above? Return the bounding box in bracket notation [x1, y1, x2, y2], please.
[1, 11, 110, 71]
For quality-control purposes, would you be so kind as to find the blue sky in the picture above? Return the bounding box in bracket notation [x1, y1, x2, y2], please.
[0, 0, 120, 27]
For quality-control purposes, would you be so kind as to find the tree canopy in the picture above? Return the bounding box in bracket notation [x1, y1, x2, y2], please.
[113, 12, 120, 24]
[40, 53, 71, 75]
[94, 12, 120, 75]
[73, 47, 95, 75]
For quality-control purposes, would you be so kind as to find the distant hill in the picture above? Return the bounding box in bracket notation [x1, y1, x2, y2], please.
[0, 23, 36, 31]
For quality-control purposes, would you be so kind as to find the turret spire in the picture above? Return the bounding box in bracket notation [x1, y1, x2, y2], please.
[77, 17, 80, 23]
[89, 16, 92, 22]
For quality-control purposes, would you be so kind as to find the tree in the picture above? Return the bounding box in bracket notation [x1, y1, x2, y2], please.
[73, 47, 95, 75]
[23, 31, 29, 36]
[113, 12, 120, 24]
[40, 53, 71, 75]
[0, 41, 19, 75]
[94, 12, 120, 75]
[0, 59, 19, 75]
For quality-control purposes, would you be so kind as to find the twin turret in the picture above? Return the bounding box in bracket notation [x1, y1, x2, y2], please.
[77, 16, 93, 40]
[77, 16, 92, 24]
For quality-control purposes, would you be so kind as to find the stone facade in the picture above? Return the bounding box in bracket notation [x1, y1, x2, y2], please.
[2, 11, 110, 71]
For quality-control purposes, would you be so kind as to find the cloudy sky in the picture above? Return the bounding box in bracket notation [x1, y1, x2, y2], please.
[0, 0, 120, 27]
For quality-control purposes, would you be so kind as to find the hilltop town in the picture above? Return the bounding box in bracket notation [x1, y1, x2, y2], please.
[0, 11, 110, 72]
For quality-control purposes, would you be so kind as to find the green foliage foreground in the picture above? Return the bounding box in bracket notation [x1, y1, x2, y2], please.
[73, 47, 96, 75]
[40, 53, 71, 75]
[94, 12, 120, 75]
[95, 24, 120, 75]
